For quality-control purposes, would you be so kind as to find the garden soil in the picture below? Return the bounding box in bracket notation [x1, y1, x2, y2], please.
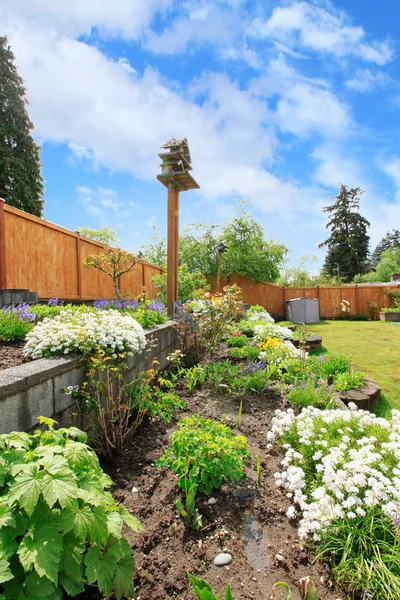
[71, 389, 342, 600]
[0, 342, 27, 369]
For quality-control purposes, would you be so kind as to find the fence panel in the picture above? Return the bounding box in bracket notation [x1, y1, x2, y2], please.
[1, 204, 162, 300]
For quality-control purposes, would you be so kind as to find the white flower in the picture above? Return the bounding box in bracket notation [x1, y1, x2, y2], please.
[24, 308, 146, 359]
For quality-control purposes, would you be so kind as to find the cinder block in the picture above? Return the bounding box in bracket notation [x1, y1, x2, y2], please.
[0, 379, 53, 434]
[54, 365, 86, 414]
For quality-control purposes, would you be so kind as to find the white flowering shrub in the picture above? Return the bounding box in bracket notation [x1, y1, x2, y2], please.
[259, 339, 306, 362]
[254, 322, 294, 342]
[24, 308, 146, 359]
[268, 405, 400, 540]
[247, 309, 275, 323]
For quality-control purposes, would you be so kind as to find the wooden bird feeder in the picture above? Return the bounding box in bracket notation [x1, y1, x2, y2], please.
[157, 138, 199, 315]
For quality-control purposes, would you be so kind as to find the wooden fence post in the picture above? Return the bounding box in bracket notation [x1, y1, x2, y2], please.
[355, 284, 360, 315]
[0, 199, 7, 289]
[76, 232, 82, 299]
[142, 262, 146, 295]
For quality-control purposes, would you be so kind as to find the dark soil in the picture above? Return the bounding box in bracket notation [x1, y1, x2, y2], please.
[73, 388, 341, 600]
[0, 342, 27, 369]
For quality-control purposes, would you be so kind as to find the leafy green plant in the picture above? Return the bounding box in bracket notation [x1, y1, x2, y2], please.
[272, 578, 318, 600]
[316, 507, 400, 600]
[175, 485, 202, 531]
[286, 382, 334, 409]
[0, 417, 142, 600]
[0, 312, 33, 341]
[226, 335, 248, 348]
[366, 301, 379, 320]
[157, 414, 250, 494]
[130, 307, 166, 328]
[332, 370, 365, 392]
[153, 264, 209, 304]
[226, 346, 260, 361]
[189, 574, 233, 600]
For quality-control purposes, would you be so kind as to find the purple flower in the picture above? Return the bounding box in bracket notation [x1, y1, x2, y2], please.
[127, 300, 141, 310]
[148, 300, 165, 313]
[247, 360, 266, 371]
[93, 299, 111, 309]
[48, 297, 59, 306]
[318, 354, 325, 362]
[363, 589, 373, 599]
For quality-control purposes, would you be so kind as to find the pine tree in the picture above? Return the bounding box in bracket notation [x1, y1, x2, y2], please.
[0, 36, 44, 216]
[319, 185, 370, 282]
[370, 229, 400, 268]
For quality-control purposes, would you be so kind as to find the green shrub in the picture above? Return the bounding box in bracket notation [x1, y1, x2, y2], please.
[129, 307, 166, 328]
[237, 319, 255, 336]
[286, 382, 334, 409]
[246, 305, 265, 316]
[332, 370, 365, 392]
[157, 414, 250, 494]
[308, 355, 350, 380]
[0, 418, 141, 600]
[227, 346, 260, 360]
[349, 313, 369, 321]
[226, 335, 248, 348]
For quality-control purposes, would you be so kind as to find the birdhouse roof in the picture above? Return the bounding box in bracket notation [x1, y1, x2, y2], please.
[159, 137, 192, 169]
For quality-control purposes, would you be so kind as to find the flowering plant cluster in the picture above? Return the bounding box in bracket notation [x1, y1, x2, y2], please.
[24, 308, 147, 359]
[254, 322, 294, 342]
[267, 404, 400, 540]
[2, 302, 35, 323]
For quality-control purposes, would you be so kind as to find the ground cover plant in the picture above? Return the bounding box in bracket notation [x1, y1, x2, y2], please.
[0, 418, 141, 600]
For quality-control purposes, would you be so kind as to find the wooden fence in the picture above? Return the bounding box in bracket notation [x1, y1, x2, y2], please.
[210, 273, 400, 318]
[0, 201, 163, 300]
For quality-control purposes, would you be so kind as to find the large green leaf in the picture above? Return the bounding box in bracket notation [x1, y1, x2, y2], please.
[59, 504, 92, 539]
[8, 464, 42, 517]
[59, 532, 85, 581]
[106, 511, 122, 539]
[114, 554, 134, 600]
[59, 572, 85, 597]
[22, 572, 55, 598]
[0, 503, 16, 529]
[0, 559, 13, 584]
[89, 507, 108, 545]
[18, 526, 62, 584]
[0, 528, 18, 559]
[41, 468, 78, 509]
[84, 545, 117, 597]
[118, 505, 143, 533]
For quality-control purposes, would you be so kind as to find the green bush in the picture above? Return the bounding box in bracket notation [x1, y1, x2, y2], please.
[226, 335, 248, 348]
[0, 418, 141, 600]
[157, 414, 250, 494]
[227, 346, 260, 360]
[0, 313, 33, 342]
[349, 313, 369, 321]
[129, 307, 166, 328]
[152, 264, 209, 303]
[286, 382, 334, 409]
[332, 370, 365, 392]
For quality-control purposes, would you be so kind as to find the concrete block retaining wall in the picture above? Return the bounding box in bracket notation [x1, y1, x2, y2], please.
[0, 322, 177, 434]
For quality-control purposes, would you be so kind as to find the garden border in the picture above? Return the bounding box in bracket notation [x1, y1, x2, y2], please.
[0, 321, 177, 434]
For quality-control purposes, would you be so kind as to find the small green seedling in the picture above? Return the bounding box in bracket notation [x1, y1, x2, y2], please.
[189, 574, 234, 600]
[272, 576, 319, 600]
[237, 400, 243, 428]
[256, 451, 262, 484]
[176, 485, 202, 531]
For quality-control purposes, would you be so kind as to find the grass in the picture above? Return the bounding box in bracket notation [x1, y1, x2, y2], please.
[308, 320, 400, 415]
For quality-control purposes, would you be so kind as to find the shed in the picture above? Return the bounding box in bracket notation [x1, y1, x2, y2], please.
[285, 298, 320, 324]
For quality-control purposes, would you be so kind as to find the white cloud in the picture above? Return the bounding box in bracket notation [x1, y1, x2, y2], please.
[0, 0, 171, 39]
[345, 68, 390, 93]
[384, 158, 400, 201]
[311, 144, 365, 189]
[77, 185, 120, 217]
[250, 1, 393, 65]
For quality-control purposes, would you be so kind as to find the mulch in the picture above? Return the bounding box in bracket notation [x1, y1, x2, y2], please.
[0, 341, 28, 370]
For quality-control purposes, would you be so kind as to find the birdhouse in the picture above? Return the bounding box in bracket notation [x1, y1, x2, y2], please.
[157, 137, 199, 191]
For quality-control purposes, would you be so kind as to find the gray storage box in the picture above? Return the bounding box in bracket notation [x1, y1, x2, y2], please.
[285, 298, 320, 324]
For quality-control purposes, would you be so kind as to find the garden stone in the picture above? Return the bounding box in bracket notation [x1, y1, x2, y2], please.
[243, 514, 269, 572]
[208, 497, 217, 505]
[213, 553, 232, 567]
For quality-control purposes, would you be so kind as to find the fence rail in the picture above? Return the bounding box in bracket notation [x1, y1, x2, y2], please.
[0, 201, 163, 300]
[210, 273, 400, 318]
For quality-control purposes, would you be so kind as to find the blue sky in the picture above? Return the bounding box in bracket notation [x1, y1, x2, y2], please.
[2, 0, 400, 269]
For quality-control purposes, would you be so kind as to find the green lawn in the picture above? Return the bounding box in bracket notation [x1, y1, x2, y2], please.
[308, 320, 400, 416]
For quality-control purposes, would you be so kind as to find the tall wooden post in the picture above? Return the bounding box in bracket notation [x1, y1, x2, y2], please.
[157, 138, 199, 317]
[0, 199, 7, 289]
[167, 183, 180, 315]
[76, 232, 82, 299]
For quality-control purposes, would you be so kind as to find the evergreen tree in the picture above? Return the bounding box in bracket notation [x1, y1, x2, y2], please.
[370, 229, 400, 268]
[319, 185, 370, 282]
[0, 36, 44, 216]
